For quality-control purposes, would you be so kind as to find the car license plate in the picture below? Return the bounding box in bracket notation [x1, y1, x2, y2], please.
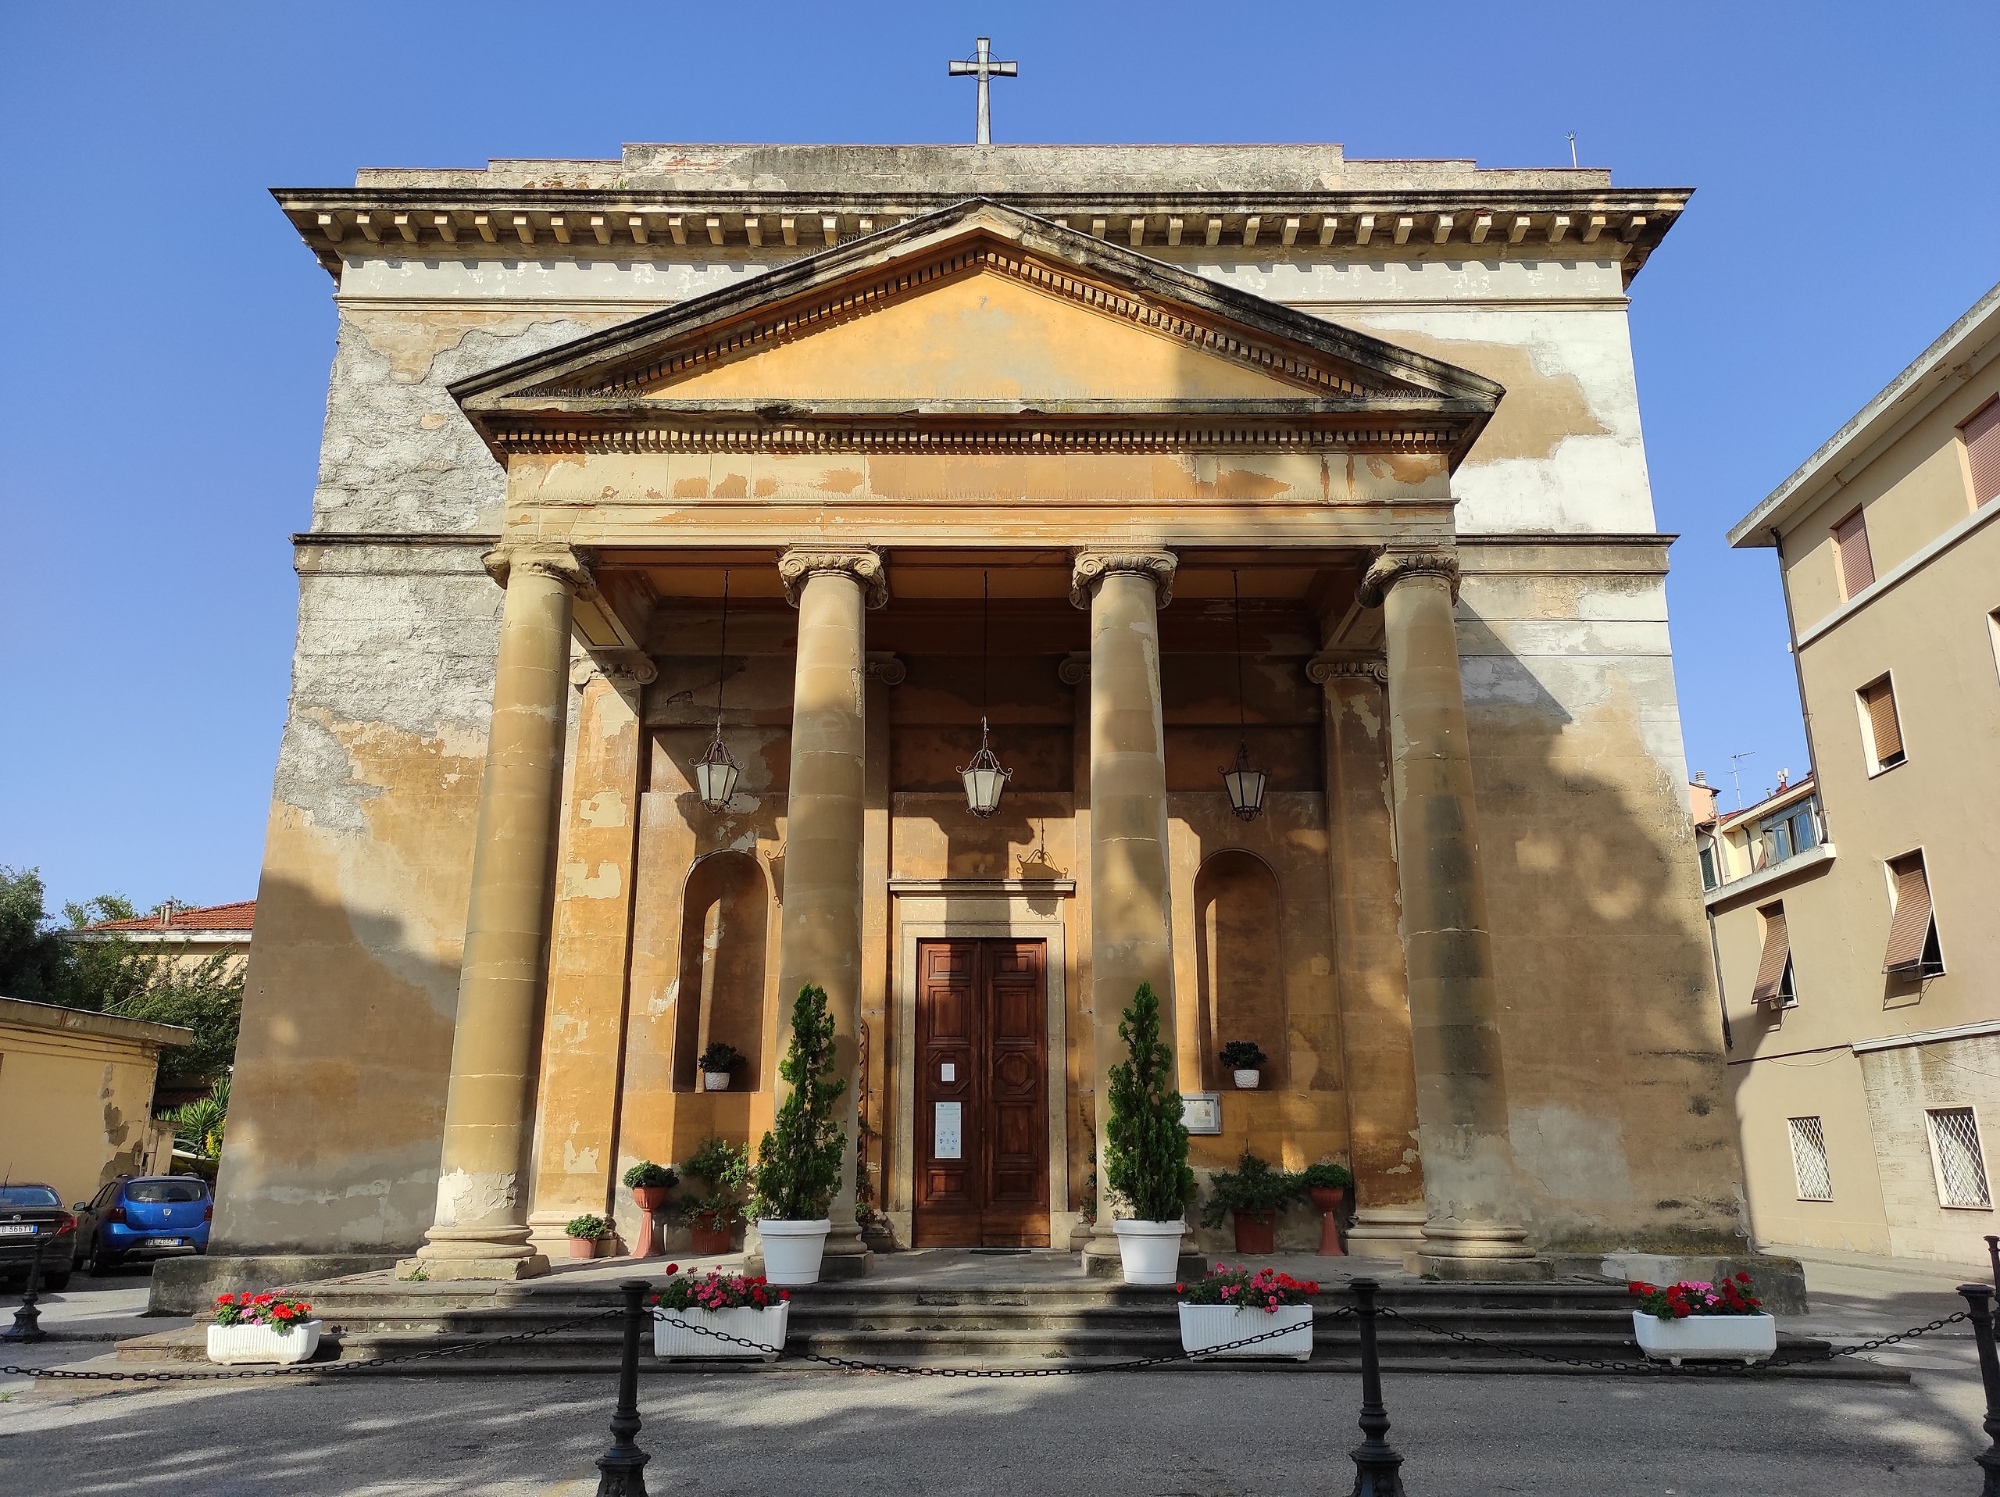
[153, 1238, 185, 1248]
[0, 1224, 35, 1236]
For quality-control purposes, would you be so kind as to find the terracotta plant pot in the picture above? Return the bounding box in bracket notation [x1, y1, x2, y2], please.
[1231, 1209, 1277, 1255]
[1308, 1186, 1347, 1257]
[631, 1184, 673, 1259]
[567, 1236, 604, 1260]
[689, 1224, 735, 1256]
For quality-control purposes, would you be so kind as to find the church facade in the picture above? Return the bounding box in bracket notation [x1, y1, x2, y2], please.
[217, 144, 1743, 1281]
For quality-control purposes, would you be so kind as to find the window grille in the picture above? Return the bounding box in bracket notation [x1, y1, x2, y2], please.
[1788, 1116, 1832, 1201]
[1926, 1108, 1992, 1209]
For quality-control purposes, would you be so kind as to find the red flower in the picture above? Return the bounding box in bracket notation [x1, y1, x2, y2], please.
[665, 1263, 680, 1275]
[1174, 1284, 1185, 1294]
[779, 1291, 789, 1302]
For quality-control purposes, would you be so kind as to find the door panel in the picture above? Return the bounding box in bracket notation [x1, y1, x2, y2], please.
[914, 938, 1050, 1247]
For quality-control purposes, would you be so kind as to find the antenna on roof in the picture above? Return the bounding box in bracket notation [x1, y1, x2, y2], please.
[1728, 750, 1756, 810]
[1567, 132, 1578, 168]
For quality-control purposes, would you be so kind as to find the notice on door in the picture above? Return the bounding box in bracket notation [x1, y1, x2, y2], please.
[934, 1101, 963, 1160]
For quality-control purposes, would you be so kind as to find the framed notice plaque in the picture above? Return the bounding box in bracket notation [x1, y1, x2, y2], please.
[1181, 1092, 1222, 1135]
[934, 1101, 963, 1160]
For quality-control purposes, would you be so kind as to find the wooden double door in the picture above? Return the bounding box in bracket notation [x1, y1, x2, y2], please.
[913, 939, 1050, 1247]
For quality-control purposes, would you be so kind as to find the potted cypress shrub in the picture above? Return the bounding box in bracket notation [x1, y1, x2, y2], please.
[1104, 982, 1195, 1284]
[1220, 1040, 1268, 1090]
[623, 1161, 678, 1259]
[751, 983, 847, 1286]
[1200, 1149, 1300, 1255]
[698, 1041, 746, 1092]
[564, 1214, 614, 1260]
[679, 1137, 750, 1256]
[1299, 1161, 1354, 1257]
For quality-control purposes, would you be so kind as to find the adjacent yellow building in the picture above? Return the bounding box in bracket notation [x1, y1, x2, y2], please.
[0, 997, 191, 1209]
[1718, 279, 2000, 1263]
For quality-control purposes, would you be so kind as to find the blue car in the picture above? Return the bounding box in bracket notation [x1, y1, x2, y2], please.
[73, 1175, 212, 1271]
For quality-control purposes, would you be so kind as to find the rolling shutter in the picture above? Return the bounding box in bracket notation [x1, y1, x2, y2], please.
[1861, 678, 1903, 764]
[1883, 857, 1934, 972]
[1834, 509, 1875, 598]
[1751, 906, 1791, 1006]
[1963, 398, 2000, 508]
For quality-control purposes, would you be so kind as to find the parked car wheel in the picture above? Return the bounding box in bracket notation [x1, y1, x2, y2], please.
[41, 1273, 71, 1292]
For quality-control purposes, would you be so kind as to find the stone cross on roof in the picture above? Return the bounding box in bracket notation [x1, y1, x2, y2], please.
[947, 36, 1017, 146]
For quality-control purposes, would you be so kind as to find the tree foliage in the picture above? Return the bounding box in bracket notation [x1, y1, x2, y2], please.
[1104, 982, 1193, 1222]
[0, 866, 241, 1090]
[751, 984, 847, 1221]
[170, 1075, 230, 1159]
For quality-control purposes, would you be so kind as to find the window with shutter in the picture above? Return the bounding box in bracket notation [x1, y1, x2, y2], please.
[1833, 508, 1875, 598]
[1858, 676, 1905, 771]
[1883, 852, 1942, 976]
[1962, 397, 2000, 509]
[1751, 904, 1794, 1007]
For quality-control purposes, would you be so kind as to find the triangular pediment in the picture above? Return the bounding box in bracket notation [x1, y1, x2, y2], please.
[455, 199, 1502, 462]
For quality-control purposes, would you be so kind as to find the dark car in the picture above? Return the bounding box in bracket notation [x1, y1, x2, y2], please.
[74, 1175, 212, 1272]
[0, 1183, 77, 1290]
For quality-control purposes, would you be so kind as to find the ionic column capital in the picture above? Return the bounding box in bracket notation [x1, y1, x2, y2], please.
[1357, 547, 1460, 608]
[483, 541, 596, 595]
[865, 651, 907, 685]
[1069, 548, 1177, 609]
[1306, 653, 1389, 688]
[778, 547, 888, 610]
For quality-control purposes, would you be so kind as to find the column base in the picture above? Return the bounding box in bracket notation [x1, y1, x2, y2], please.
[395, 1253, 551, 1282]
[406, 1224, 551, 1281]
[1345, 1204, 1427, 1261]
[1409, 1220, 1545, 1281]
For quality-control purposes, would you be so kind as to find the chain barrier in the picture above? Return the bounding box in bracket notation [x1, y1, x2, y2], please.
[0, 1305, 625, 1385]
[1375, 1303, 1970, 1377]
[646, 1302, 1350, 1375]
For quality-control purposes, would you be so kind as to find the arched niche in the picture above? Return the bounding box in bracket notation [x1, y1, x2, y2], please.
[1193, 849, 1287, 1090]
[672, 850, 769, 1092]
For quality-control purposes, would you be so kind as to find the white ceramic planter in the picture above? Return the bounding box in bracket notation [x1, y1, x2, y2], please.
[1631, 1311, 1776, 1366]
[758, 1218, 831, 1286]
[207, 1320, 323, 1366]
[1178, 1303, 1313, 1360]
[1111, 1218, 1186, 1285]
[654, 1302, 789, 1361]
[702, 1071, 731, 1092]
[1233, 1069, 1260, 1089]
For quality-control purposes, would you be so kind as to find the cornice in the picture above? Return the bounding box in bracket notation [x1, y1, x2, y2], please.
[276, 187, 1686, 287]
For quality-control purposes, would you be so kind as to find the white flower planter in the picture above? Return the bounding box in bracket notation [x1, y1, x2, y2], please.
[1111, 1218, 1186, 1285]
[1178, 1303, 1314, 1361]
[207, 1320, 323, 1366]
[1631, 1311, 1776, 1366]
[654, 1302, 789, 1361]
[757, 1218, 831, 1286]
[702, 1072, 731, 1092]
[1233, 1069, 1260, 1089]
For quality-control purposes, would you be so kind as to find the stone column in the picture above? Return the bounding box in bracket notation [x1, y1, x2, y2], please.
[1071, 549, 1179, 1265]
[1308, 654, 1427, 1259]
[1360, 548, 1535, 1275]
[405, 541, 591, 1281]
[771, 548, 886, 1275]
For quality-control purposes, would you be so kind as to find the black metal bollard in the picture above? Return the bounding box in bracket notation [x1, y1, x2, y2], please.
[1985, 1236, 1999, 1296]
[594, 1278, 652, 1497]
[1959, 1284, 2000, 1497]
[1348, 1277, 1408, 1497]
[2, 1236, 49, 1344]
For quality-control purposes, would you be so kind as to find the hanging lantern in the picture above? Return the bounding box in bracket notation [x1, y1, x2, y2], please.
[697, 571, 740, 815]
[1218, 569, 1266, 822]
[694, 726, 742, 814]
[1222, 740, 1267, 821]
[958, 571, 1012, 818]
[960, 717, 1012, 817]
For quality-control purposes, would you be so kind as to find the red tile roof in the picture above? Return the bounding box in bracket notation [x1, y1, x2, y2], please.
[87, 900, 255, 933]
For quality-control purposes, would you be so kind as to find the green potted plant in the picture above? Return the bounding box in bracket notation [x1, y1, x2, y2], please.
[679, 1137, 751, 1256]
[1219, 1040, 1268, 1090]
[622, 1160, 678, 1259]
[1176, 1264, 1318, 1361]
[1298, 1161, 1354, 1257]
[564, 1213, 614, 1261]
[698, 1041, 746, 1092]
[1104, 982, 1194, 1284]
[751, 983, 847, 1285]
[1200, 1148, 1301, 1254]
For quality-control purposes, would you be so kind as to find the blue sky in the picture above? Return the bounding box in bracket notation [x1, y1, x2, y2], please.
[1, 2, 1992, 912]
